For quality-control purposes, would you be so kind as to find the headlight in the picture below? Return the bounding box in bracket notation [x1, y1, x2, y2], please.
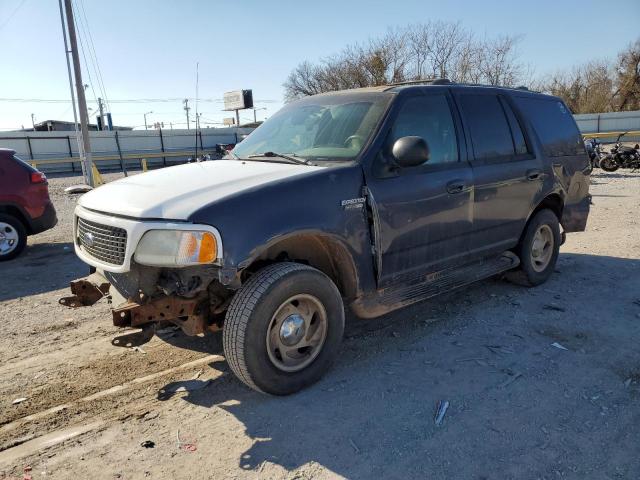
[134, 230, 219, 267]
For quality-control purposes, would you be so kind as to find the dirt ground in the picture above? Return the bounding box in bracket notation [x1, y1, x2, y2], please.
[1, 169, 639, 479]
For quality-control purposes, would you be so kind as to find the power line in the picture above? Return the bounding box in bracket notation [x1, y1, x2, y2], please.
[0, 97, 279, 104]
[75, 0, 110, 112]
[71, 0, 99, 114]
[0, 0, 28, 32]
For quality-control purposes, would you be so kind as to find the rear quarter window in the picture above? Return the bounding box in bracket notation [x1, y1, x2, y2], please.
[513, 96, 584, 157]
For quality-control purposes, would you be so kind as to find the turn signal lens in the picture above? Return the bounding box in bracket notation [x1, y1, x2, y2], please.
[198, 232, 216, 263]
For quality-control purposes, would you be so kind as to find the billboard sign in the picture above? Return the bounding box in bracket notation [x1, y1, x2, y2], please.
[223, 90, 253, 111]
[223, 117, 236, 126]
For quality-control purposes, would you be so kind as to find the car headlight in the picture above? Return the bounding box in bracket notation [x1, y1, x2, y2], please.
[134, 229, 219, 267]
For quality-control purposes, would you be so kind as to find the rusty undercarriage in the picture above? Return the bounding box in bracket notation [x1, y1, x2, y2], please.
[59, 272, 223, 347]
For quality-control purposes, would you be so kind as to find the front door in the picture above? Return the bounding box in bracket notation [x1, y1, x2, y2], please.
[364, 91, 474, 287]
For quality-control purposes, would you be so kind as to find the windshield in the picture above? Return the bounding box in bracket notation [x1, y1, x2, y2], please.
[232, 94, 391, 161]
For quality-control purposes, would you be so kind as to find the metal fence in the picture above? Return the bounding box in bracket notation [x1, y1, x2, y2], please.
[4, 110, 640, 174]
[574, 110, 640, 142]
[0, 127, 255, 174]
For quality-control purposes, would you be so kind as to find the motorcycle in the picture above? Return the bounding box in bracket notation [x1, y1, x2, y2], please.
[599, 132, 640, 172]
[584, 137, 604, 169]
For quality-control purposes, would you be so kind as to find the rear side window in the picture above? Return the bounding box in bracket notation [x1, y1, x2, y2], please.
[457, 94, 514, 160]
[390, 94, 458, 164]
[513, 97, 583, 157]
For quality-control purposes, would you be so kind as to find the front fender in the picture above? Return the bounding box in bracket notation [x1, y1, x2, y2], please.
[188, 164, 377, 295]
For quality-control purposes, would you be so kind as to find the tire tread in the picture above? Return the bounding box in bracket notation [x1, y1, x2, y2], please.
[223, 262, 317, 393]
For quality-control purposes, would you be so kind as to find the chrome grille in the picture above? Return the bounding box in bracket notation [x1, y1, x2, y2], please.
[77, 217, 127, 265]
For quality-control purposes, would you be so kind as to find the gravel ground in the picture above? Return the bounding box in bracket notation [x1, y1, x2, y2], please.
[0, 169, 639, 479]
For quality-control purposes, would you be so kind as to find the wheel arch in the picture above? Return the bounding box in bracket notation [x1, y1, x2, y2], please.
[517, 193, 564, 247]
[532, 193, 564, 222]
[0, 204, 31, 234]
[240, 232, 361, 301]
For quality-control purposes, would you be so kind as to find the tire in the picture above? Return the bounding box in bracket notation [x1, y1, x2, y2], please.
[600, 156, 619, 172]
[0, 213, 27, 262]
[509, 209, 561, 287]
[223, 262, 345, 395]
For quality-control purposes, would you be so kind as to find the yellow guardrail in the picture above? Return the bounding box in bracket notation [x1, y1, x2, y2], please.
[582, 130, 640, 140]
[27, 149, 212, 167]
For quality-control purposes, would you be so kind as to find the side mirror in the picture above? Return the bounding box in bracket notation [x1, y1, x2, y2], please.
[392, 136, 430, 168]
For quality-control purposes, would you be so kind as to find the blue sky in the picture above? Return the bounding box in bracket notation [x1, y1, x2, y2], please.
[0, 0, 638, 130]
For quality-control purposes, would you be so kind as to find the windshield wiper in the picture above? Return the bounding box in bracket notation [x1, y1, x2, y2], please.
[247, 151, 309, 165]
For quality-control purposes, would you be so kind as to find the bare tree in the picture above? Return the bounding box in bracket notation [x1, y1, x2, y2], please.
[283, 27, 637, 116]
[428, 21, 467, 79]
[477, 35, 524, 87]
[544, 61, 615, 113]
[406, 22, 434, 79]
[283, 22, 527, 100]
[613, 39, 640, 111]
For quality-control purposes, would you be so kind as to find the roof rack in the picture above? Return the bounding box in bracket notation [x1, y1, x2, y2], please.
[386, 78, 452, 87]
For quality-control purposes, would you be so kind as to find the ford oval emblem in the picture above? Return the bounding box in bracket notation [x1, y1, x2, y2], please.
[83, 232, 95, 247]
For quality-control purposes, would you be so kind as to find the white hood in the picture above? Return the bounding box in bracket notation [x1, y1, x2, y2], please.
[78, 160, 322, 220]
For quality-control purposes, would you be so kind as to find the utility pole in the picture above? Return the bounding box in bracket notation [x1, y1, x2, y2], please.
[252, 107, 267, 123]
[31, 114, 36, 131]
[58, 0, 83, 173]
[58, 0, 83, 177]
[63, 0, 93, 186]
[144, 111, 153, 130]
[97, 98, 105, 130]
[183, 99, 190, 130]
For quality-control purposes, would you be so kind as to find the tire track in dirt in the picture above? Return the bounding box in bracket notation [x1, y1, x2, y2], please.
[0, 352, 227, 454]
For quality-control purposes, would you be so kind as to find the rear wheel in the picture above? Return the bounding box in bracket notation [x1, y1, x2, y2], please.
[509, 209, 560, 286]
[0, 214, 27, 262]
[223, 262, 344, 395]
[600, 156, 619, 172]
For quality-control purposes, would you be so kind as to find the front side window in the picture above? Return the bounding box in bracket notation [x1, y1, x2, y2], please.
[232, 95, 391, 162]
[390, 94, 458, 165]
[457, 94, 515, 160]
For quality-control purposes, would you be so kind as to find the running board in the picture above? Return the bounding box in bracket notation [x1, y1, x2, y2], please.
[351, 251, 520, 318]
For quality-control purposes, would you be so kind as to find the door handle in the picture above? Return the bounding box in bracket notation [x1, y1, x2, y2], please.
[446, 180, 466, 194]
[526, 169, 542, 181]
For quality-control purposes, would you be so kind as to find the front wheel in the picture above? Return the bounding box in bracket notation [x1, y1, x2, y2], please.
[223, 262, 345, 395]
[600, 156, 619, 172]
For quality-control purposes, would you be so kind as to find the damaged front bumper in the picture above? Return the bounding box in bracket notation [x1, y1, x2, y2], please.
[60, 269, 224, 347]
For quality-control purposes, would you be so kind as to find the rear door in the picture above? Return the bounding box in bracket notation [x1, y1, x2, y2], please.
[364, 90, 474, 286]
[453, 91, 543, 257]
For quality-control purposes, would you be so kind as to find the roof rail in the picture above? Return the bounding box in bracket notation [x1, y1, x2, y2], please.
[386, 78, 452, 87]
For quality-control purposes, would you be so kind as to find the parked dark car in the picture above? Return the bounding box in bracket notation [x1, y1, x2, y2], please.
[62, 81, 591, 395]
[0, 148, 57, 260]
